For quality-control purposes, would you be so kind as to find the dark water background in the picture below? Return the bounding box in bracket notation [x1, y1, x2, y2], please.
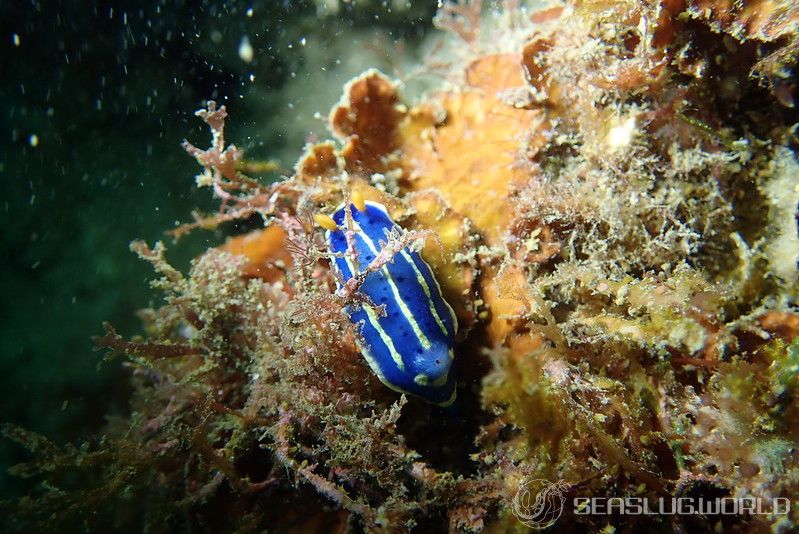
[0, 0, 435, 500]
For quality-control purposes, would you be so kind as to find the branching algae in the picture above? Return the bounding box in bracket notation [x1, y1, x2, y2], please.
[4, 1, 799, 532]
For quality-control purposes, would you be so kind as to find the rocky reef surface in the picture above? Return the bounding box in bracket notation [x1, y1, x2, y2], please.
[4, 1, 799, 531]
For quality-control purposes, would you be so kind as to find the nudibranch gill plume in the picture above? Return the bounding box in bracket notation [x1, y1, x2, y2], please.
[319, 196, 458, 407]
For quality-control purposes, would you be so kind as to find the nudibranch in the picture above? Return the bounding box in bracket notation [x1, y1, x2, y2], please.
[318, 194, 459, 407]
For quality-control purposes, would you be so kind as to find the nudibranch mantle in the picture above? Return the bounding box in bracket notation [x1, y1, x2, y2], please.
[325, 200, 458, 407]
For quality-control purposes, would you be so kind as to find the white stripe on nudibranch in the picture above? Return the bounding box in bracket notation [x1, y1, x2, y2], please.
[356, 230, 432, 350]
[343, 256, 406, 371]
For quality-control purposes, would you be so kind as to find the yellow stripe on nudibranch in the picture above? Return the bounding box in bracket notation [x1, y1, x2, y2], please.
[344, 256, 406, 371]
[365, 203, 458, 333]
[359, 341, 452, 406]
[417, 252, 458, 330]
[356, 340, 391, 386]
[357, 230, 432, 350]
[361, 341, 429, 399]
[371, 202, 458, 331]
[413, 372, 450, 388]
[399, 250, 450, 337]
[441, 387, 457, 407]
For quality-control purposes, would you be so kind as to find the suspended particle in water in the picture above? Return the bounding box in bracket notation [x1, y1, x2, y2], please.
[239, 35, 254, 63]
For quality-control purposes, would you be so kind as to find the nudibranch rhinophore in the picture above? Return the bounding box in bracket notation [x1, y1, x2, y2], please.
[321, 196, 458, 407]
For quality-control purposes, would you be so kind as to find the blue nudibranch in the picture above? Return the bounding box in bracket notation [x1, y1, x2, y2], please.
[324, 198, 458, 407]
